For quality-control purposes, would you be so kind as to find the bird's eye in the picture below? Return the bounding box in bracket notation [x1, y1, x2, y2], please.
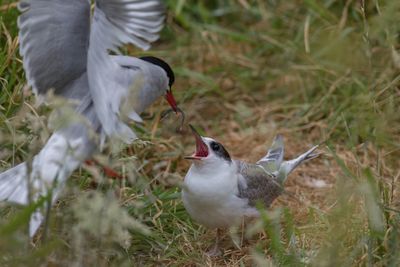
[210, 142, 220, 151]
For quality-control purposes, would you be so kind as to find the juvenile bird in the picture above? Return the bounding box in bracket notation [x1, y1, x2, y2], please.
[0, 0, 182, 236]
[182, 125, 319, 255]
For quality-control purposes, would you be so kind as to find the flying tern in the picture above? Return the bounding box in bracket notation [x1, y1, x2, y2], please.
[0, 0, 182, 236]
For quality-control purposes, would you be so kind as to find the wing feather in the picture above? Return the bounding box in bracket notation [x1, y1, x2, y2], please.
[87, 0, 166, 142]
[257, 134, 284, 174]
[94, 0, 165, 51]
[237, 161, 283, 208]
[18, 0, 90, 96]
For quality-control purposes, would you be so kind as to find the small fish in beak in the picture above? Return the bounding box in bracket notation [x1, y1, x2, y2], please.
[161, 88, 185, 131]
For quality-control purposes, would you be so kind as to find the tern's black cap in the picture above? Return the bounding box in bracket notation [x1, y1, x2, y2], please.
[210, 141, 231, 162]
[140, 56, 175, 87]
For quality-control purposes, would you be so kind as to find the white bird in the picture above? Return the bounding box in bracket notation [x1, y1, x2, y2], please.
[182, 125, 319, 255]
[0, 0, 181, 236]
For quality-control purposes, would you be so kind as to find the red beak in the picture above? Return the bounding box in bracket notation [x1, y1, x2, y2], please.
[165, 88, 178, 113]
[184, 125, 209, 160]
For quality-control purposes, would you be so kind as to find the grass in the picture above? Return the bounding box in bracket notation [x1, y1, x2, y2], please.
[1, 0, 400, 266]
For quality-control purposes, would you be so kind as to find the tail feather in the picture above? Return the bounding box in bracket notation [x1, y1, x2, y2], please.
[0, 163, 42, 236]
[0, 161, 55, 237]
[30, 211, 44, 237]
[0, 163, 29, 204]
[0, 129, 95, 237]
[277, 145, 319, 183]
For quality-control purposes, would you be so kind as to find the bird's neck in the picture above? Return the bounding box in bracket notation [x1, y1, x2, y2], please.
[184, 160, 238, 199]
[192, 159, 234, 175]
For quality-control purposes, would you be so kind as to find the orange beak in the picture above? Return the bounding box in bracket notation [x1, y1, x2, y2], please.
[165, 88, 178, 113]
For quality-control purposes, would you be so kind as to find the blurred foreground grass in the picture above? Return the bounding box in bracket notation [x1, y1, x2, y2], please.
[0, 0, 399, 266]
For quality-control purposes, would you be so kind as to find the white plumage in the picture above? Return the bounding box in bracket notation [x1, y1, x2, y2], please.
[182, 126, 319, 254]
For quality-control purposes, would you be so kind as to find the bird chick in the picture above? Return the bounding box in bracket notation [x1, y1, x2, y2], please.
[182, 125, 319, 255]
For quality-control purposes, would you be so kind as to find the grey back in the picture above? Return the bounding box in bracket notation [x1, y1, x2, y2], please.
[236, 160, 283, 208]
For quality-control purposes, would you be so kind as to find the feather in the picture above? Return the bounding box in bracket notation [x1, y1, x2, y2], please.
[0, 0, 168, 237]
[87, 0, 166, 142]
[237, 136, 320, 207]
[18, 0, 90, 96]
[257, 134, 284, 174]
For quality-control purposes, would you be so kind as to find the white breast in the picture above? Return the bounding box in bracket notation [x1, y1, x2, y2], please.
[182, 161, 249, 229]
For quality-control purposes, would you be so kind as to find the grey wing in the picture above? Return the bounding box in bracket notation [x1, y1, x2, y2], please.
[237, 161, 284, 208]
[18, 0, 90, 97]
[87, 0, 166, 142]
[257, 134, 284, 175]
[277, 144, 320, 183]
[95, 0, 165, 51]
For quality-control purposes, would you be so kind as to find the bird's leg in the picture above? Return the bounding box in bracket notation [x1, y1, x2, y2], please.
[206, 228, 222, 257]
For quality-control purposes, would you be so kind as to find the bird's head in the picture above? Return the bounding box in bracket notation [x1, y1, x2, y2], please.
[139, 56, 178, 112]
[185, 125, 232, 166]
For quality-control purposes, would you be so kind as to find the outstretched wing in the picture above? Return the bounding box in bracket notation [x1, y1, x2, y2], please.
[237, 134, 320, 207]
[87, 0, 166, 142]
[18, 0, 90, 97]
[95, 0, 165, 51]
[257, 134, 284, 174]
[236, 161, 283, 208]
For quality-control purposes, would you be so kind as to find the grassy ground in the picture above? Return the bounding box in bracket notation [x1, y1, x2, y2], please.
[1, 0, 400, 266]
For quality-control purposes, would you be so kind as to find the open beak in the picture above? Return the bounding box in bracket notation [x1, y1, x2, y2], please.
[184, 124, 209, 160]
[165, 87, 178, 113]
